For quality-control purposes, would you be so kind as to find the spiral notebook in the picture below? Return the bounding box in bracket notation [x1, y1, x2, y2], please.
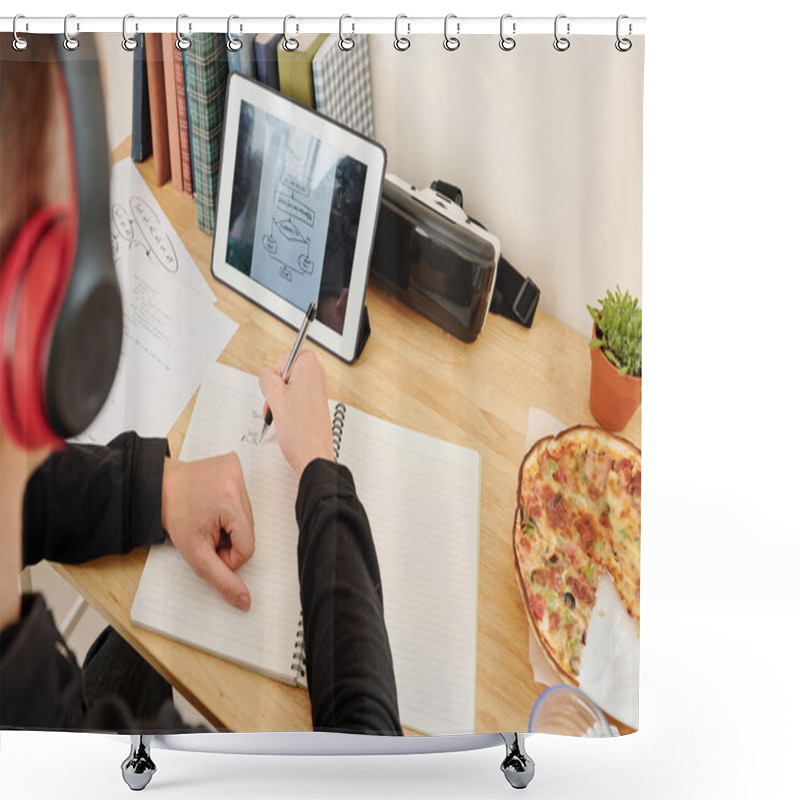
[131, 362, 481, 733]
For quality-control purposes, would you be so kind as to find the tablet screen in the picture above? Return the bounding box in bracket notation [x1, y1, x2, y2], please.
[226, 101, 367, 335]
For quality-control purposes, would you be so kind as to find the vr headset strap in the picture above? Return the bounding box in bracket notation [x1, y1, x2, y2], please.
[430, 181, 540, 329]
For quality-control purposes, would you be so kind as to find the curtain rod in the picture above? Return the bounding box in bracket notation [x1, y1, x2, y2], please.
[0, 16, 646, 37]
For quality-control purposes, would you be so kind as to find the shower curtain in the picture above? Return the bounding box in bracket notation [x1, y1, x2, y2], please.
[0, 17, 644, 753]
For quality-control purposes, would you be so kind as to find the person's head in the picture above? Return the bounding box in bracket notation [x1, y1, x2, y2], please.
[1, 34, 62, 473]
[1, 34, 121, 458]
[0, 35, 62, 265]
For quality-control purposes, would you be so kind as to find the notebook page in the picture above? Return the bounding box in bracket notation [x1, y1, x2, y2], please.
[336, 405, 481, 734]
[131, 363, 302, 683]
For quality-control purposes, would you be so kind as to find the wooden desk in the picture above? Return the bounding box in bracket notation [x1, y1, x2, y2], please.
[54, 144, 640, 735]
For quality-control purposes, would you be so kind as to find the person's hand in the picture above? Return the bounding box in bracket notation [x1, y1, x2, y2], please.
[259, 350, 335, 478]
[161, 453, 255, 611]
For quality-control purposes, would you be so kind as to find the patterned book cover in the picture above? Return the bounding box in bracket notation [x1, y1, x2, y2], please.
[173, 44, 193, 197]
[131, 33, 152, 162]
[144, 33, 170, 186]
[277, 34, 328, 108]
[183, 33, 229, 233]
[254, 33, 280, 89]
[161, 32, 182, 192]
[227, 33, 257, 79]
[312, 35, 375, 138]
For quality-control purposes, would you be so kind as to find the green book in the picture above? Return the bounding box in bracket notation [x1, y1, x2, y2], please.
[277, 34, 328, 108]
[184, 33, 229, 234]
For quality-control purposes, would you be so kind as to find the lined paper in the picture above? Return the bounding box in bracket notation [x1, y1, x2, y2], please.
[337, 406, 481, 734]
[132, 363, 482, 733]
[132, 363, 303, 683]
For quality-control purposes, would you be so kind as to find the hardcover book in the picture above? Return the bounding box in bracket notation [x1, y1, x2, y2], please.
[183, 33, 229, 233]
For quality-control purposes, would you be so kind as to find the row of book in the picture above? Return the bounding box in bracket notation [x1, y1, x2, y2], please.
[132, 32, 375, 234]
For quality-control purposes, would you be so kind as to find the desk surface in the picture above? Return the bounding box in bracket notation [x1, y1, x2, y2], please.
[55, 144, 640, 735]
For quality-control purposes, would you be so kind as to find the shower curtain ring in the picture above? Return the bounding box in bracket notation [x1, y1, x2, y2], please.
[339, 15, 355, 50]
[12, 15, 28, 51]
[227, 15, 243, 51]
[615, 15, 632, 51]
[64, 13, 79, 51]
[283, 15, 299, 51]
[394, 15, 411, 51]
[443, 14, 460, 51]
[176, 14, 191, 50]
[499, 14, 516, 51]
[122, 15, 138, 51]
[553, 14, 570, 51]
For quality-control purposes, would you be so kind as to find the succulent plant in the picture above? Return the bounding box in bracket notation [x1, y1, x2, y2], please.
[587, 287, 642, 377]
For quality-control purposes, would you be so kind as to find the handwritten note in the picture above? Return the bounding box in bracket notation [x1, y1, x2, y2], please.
[110, 158, 216, 303]
[72, 161, 237, 444]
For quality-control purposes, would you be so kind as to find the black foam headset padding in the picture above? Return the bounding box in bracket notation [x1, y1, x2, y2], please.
[47, 34, 123, 437]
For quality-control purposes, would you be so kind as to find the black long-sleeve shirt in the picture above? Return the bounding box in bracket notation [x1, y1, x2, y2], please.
[0, 433, 401, 735]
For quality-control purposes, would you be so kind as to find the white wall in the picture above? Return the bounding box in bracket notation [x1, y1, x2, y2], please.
[369, 34, 644, 336]
[97, 34, 133, 153]
[96, 32, 643, 336]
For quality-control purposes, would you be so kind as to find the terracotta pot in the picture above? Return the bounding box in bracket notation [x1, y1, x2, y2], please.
[589, 324, 641, 432]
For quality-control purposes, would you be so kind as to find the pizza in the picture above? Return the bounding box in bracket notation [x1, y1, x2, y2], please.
[513, 426, 641, 683]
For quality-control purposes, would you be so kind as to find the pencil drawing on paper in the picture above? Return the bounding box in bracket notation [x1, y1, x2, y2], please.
[111, 196, 179, 274]
[240, 408, 265, 446]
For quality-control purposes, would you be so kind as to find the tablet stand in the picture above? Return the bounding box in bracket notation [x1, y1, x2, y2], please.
[121, 731, 535, 790]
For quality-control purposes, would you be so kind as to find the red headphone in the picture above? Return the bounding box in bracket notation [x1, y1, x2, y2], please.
[0, 34, 122, 449]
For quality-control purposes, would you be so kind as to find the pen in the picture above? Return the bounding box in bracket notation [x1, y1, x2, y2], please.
[259, 300, 317, 443]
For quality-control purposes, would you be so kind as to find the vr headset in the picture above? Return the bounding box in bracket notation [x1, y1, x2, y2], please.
[370, 174, 540, 343]
[0, 34, 122, 449]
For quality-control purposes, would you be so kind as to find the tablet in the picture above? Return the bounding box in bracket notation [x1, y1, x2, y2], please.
[212, 73, 386, 362]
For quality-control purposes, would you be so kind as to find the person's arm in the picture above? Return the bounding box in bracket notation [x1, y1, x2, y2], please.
[260, 350, 402, 735]
[22, 431, 257, 610]
[296, 459, 402, 735]
[22, 431, 167, 568]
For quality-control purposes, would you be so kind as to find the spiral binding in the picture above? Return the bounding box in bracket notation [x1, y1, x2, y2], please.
[289, 400, 347, 684]
[291, 616, 307, 683]
[331, 402, 346, 463]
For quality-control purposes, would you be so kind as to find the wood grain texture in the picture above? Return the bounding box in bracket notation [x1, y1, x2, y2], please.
[56, 141, 640, 735]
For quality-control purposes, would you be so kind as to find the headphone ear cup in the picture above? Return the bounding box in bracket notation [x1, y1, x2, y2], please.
[0, 205, 76, 448]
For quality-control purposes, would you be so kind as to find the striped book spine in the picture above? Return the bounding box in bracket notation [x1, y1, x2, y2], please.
[183, 34, 228, 233]
[161, 33, 183, 192]
[173, 44, 193, 196]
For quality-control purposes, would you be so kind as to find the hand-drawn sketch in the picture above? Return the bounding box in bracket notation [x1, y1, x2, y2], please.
[261, 160, 319, 283]
[240, 408, 266, 446]
[250, 119, 335, 310]
[111, 196, 179, 274]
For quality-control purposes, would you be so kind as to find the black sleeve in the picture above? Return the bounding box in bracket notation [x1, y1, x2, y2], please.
[22, 432, 169, 567]
[296, 459, 402, 735]
[0, 594, 195, 732]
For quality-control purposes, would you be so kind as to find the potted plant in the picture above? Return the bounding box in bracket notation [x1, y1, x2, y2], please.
[586, 287, 642, 431]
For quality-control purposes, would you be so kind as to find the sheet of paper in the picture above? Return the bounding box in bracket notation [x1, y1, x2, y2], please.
[337, 405, 481, 735]
[74, 234, 237, 444]
[110, 157, 217, 304]
[525, 408, 639, 729]
[131, 363, 303, 682]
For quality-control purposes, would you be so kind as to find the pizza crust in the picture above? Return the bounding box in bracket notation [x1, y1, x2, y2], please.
[513, 425, 641, 685]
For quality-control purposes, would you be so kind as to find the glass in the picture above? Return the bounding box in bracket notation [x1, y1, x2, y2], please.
[528, 685, 617, 738]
